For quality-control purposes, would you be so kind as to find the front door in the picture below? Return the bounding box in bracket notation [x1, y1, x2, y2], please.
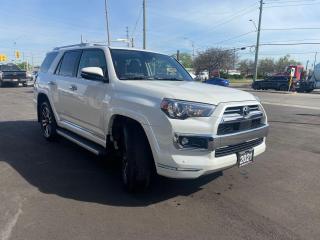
[71, 49, 110, 140]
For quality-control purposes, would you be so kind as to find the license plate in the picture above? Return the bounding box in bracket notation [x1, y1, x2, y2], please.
[12, 79, 18, 82]
[237, 149, 254, 167]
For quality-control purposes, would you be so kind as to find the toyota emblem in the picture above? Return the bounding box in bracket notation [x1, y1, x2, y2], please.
[242, 106, 250, 116]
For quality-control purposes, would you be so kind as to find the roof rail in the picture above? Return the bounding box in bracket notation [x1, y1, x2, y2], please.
[53, 42, 107, 50]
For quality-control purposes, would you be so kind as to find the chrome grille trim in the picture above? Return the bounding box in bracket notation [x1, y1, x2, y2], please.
[218, 104, 265, 135]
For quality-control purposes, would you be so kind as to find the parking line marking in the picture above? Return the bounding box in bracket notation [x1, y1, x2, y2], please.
[262, 102, 320, 111]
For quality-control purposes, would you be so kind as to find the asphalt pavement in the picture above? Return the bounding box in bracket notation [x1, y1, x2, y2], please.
[0, 87, 319, 240]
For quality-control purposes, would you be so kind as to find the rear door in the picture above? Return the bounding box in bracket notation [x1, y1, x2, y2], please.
[54, 50, 82, 122]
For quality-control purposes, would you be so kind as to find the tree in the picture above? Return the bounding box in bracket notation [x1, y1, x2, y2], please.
[193, 48, 234, 75]
[238, 59, 254, 76]
[274, 55, 301, 73]
[16, 61, 33, 71]
[171, 52, 193, 68]
[258, 58, 275, 76]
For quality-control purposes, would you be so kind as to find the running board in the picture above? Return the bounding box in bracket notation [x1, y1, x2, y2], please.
[56, 128, 105, 156]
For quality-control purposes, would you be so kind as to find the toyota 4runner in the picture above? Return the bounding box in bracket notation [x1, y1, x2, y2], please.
[34, 43, 269, 192]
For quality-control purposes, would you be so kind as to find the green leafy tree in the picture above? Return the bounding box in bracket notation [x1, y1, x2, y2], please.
[171, 52, 193, 68]
[16, 61, 33, 71]
[274, 55, 301, 73]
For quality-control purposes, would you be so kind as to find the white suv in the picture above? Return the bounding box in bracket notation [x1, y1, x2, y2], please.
[34, 43, 269, 191]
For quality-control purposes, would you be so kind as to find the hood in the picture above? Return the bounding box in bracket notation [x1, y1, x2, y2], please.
[121, 80, 256, 105]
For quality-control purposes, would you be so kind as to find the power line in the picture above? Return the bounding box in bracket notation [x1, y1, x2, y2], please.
[213, 31, 255, 45]
[131, 7, 143, 38]
[207, 5, 258, 33]
[264, 1, 320, 8]
[265, 0, 316, 3]
[260, 42, 320, 46]
[262, 27, 320, 31]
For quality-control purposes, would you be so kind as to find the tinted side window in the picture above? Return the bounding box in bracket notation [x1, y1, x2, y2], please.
[57, 50, 82, 77]
[40, 52, 58, 73]
[77, 49, 107, 78]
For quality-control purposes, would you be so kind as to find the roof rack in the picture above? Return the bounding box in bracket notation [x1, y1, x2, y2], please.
[53, 43, 107, 50]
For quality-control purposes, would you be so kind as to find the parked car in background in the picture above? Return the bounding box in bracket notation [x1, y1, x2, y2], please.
[252, 75, 290, 91]
[0, 63, 28, 87]
[204, 77, 230, 87]
[196, 71, 209, 81]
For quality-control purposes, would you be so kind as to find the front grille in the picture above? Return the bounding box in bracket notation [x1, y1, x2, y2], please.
[217, 118, 264, 135]
[224, 105, 259, 115]
[215, 138, 263, 157]
[217, 105, 264, 135]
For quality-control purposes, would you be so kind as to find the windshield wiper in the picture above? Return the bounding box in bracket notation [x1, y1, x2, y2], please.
[153, 77, 184, 81]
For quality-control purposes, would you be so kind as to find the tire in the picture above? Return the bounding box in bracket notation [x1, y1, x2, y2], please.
[39, 101, 57, 141]
[120, 122, 153, 192]
[0, 80, 3, 88]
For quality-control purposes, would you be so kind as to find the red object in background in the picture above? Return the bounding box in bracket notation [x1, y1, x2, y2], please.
[287, 65, 304, 80]
[274, 65, 304, 81]
[211, 69, 220, 77]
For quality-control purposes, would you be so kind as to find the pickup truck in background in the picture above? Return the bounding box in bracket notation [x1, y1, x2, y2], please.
[252, 75, 291, 91]
[0, 63, 28, 87]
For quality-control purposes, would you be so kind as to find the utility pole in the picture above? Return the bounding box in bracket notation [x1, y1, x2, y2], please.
[126, 26, 130, 47]
[191, 42, 195, 60]
[143, 0, 147, 49]
[253, 0, 263, 82]
[104, 0, 111, 46]
[313, 52, 317, 69]
[176, 50, 180, 61]
[131, 38, 135, 48]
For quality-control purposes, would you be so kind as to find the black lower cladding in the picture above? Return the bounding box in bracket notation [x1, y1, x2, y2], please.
[217, 118, 264, 135]
[215, 138, 263, 157]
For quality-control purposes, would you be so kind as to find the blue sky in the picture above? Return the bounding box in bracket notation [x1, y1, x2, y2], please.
[1, 0, 320, 66]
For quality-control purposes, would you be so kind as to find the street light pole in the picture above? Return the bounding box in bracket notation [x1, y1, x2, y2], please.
[253, 0, 263, 82]
[104, 0, 111, 46]
[143, 0, 147, 49]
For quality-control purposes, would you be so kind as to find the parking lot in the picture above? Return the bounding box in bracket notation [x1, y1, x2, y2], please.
[0, 87, 320, 240]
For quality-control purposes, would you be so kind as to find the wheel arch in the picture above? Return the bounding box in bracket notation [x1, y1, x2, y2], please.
[108, 114, 158, 166]
[37, 93, 50, 122]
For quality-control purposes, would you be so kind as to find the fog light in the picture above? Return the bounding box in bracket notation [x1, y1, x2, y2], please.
[173, 134, 214, 151]
[181, 137, 189, 146]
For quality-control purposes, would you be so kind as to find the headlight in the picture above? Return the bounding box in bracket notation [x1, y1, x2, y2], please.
[160, 98, 215, 119]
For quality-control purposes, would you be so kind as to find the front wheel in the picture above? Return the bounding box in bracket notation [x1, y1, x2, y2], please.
[39, 101, 57, 141]
[120, 123, 154, 192]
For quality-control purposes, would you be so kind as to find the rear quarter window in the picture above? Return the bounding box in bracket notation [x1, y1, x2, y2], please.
[40, 52, 58, 73]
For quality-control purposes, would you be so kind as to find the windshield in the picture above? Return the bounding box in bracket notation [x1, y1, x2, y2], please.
[0, 64, 21, 71]
[110, 49, 193, 81]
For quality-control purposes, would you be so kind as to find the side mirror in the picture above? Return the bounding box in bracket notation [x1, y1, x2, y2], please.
[81, 67, 108, 82]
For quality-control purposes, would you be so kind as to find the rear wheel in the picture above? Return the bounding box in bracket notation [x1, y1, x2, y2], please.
[39, 101, 57, 141]
[120, 122, 153, 192]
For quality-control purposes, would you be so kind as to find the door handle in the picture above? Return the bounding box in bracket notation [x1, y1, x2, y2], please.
[69, 84, 77, 91]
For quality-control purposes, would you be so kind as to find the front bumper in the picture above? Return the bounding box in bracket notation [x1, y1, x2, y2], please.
[157, 141, 266, 178]
[2, 78, 27, 83]
[147, 124, 269, 179]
